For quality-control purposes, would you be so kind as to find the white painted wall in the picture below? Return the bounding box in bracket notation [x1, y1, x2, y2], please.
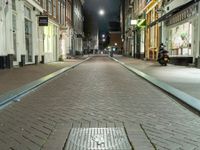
[0, 1, 7, 55]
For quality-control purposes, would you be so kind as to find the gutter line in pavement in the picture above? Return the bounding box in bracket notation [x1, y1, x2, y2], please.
[0, 57, 91, 107]
[111, 57, 200, 113]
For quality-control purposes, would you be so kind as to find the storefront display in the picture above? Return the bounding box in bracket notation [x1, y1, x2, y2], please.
[168, 22, 192, 56]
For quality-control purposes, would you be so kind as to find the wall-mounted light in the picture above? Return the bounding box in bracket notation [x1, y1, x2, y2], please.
[131, 20, 137, 25]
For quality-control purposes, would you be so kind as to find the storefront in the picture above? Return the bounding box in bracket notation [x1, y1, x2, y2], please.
[165, 2, 199, 65]
[43, 21, 59, 63]
[144, 0, 161, 60]
[134, 17, 146, 59]
[168, 22, 192, 56]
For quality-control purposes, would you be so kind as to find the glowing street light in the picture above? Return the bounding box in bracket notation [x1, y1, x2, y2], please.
[102, 34, 105, 38]
[99, 9, 105, 16]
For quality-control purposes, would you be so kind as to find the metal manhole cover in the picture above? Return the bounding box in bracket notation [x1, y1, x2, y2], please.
[64, 128, 132, 150]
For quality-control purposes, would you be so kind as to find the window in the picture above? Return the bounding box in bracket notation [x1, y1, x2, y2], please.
[169, 22, 192, 56]
[35, 0, 41, 4]
[53, 1, 56, 17]
[61, 2, 65, 25]
[24, 6, 31, 19]
[43, 0, 47, 10]
[48, 0, 52, 14]
[58, 1, 61, 24]
[12, 0, 17, 61]
[24, 6, 33, 62]
[12, 0, 16, 10]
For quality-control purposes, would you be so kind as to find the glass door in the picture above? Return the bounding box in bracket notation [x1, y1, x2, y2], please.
[24, 6, 33, 62]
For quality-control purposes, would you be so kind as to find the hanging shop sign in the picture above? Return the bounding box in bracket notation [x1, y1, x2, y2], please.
[166, 3, 198, 26]
[38, 16, 48, 26]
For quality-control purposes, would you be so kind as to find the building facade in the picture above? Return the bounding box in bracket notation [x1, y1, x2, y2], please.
[0, 0, 44, 68]
[72, 0, 84, 55]
[0, 0, 78, 69]
[161, 0, 200, 65]
[124, 0, 133, 57]
[144, 0, 162, 60]
[121, 0, 200, 66]
[132, 0, 146, 59]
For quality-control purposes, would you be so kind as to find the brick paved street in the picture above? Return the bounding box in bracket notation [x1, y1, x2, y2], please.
[0, 56, 200, 150]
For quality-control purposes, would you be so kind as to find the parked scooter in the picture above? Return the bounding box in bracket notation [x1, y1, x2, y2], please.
[157, 43, 169, 66]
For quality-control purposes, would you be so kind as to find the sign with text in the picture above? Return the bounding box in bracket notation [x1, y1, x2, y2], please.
[38, 16, 48, 26]
[166, 3, 198, 26]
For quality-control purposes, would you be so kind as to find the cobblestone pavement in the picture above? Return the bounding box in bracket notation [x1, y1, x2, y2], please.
[0, 56, 200, 150]
[114, 55, 200, 100]
[0, 58, 83, 95]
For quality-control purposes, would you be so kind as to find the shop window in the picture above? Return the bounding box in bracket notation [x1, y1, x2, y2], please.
[150, 27, 155, 48]
[169, 22, 192, 56]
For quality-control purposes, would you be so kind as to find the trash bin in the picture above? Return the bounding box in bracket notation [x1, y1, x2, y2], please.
[19, 55, 25, 67]
[35, 55, 38, 65]
[0, 56, 6, 69]
[6, 54, 14, 69]
[41, 55, 45, 64]
[197, 57, 200, 68]
[110, 51, 113, 57]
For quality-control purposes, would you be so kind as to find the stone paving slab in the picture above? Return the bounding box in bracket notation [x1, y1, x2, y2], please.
[0, 56, 200, 150]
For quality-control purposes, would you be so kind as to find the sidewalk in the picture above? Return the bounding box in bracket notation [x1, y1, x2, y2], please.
[0, 58, 85, 95]
[114, 55, 200, 100]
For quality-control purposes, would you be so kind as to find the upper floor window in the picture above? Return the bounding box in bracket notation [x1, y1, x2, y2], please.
[35, 0, 41, 4]
[58, 1, 61, 24]
[48, 0, 52, 15]
[12, 0, 16, 10]
[24, 6, 31, 20]
[43, 0, 47, 10]
[61, 2, 65, 25]
[53, 1, 57, 18]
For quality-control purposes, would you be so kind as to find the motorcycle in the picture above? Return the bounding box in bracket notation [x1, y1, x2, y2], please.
[157, 44, 170, 66]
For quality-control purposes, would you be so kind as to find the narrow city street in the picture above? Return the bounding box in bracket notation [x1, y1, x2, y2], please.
[0, 56, 200, 150]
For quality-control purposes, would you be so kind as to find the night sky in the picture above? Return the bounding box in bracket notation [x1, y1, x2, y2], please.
[83, 0, 121, 34]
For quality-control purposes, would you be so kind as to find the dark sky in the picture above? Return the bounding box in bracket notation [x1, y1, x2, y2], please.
[83, 0, 121, 34]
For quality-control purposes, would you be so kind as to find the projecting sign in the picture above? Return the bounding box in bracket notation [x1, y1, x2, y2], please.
[38, 16, 48, 26]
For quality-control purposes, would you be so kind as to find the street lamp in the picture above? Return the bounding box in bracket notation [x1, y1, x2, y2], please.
[102, 34, 105, 38]
[99, 9, 105, 16]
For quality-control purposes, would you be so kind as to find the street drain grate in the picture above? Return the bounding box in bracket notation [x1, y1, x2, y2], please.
[64, 128, 132, 150]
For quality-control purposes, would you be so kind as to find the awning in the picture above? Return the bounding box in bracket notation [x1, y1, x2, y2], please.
[148, 0, 199, 27]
